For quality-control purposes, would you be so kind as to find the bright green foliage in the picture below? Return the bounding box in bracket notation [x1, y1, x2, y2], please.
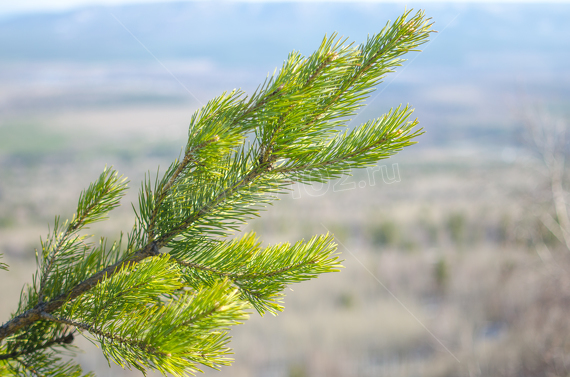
[0, 9, 433, 377]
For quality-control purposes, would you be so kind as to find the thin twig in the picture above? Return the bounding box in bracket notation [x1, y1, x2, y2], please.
[148, 136, 220, 242]
[175, 257, 318, 280]
[40, 312, 162, 356]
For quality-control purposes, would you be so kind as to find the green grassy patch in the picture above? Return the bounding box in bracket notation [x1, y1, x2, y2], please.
[0, 123, 69, 156]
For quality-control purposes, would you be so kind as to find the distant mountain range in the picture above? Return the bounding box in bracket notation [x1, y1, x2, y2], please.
[0, 2, 568, 147]
[0, 2, 568, 73]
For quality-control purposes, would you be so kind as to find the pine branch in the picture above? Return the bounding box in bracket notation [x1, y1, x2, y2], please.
[0, 10, 429, 337]
[275, 106, 421, 179]
[176, 232, 340, 314]
[0, 9, 435, 376]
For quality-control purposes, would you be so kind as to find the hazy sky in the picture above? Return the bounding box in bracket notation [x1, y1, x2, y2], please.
[1, 0, 568, 18]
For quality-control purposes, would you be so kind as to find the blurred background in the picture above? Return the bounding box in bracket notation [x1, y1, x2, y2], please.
[1, 1, 570, 376]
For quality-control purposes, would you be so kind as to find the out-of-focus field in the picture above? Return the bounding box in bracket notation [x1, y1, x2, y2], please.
[1, 104, 568, 376]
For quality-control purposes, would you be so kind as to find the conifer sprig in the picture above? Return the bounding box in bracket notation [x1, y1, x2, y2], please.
[177, 232, 340, 314]
[36, 168, 127, 304]
[0, 9, 434, 376]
